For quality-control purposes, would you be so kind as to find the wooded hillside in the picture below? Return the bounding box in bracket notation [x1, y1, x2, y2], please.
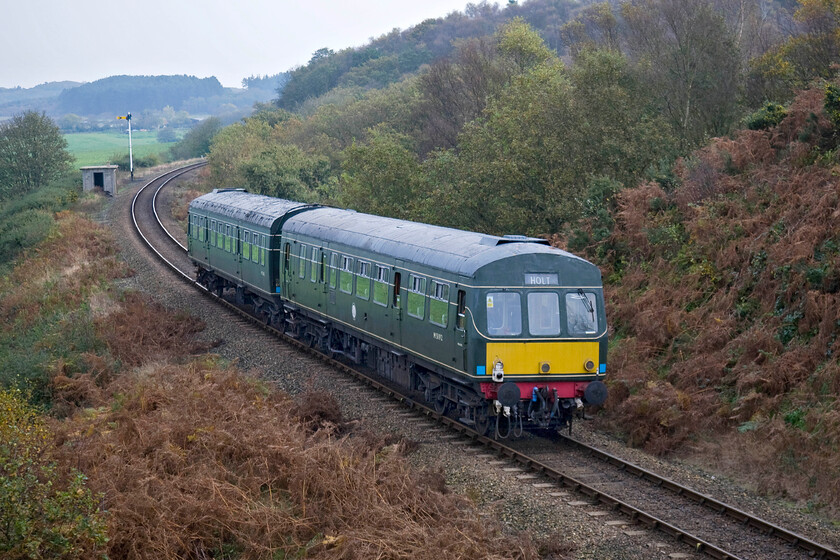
[57, 75, 225, 115]
[202, 0, 840, 511]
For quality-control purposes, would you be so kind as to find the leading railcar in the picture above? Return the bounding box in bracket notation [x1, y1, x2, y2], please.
[187, 189, 607, 437]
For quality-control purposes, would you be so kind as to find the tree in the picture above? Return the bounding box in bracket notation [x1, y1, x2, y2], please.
[746, 0, 840, 104]
[622, 0, 742, 149]
[206, 119, 272, 186]
[417, 36, 510, 152]
[339, 127, 422, 219]
[0, 111, 72, 200]
[560, 2, 621, 58]
[169, 117, 222, 160]
[438, 44, 673, 237]
[157, 127, 178, 143]
[241, 144, 332, 202]
[0, 389, 107, 559]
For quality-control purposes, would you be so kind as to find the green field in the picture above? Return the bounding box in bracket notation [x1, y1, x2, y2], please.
[65, 130, 175, 168]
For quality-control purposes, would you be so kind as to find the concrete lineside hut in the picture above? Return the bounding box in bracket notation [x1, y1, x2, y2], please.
[81, 165, 118, 195]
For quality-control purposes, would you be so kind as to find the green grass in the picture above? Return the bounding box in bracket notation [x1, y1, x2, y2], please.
[65, 130, 176, 168]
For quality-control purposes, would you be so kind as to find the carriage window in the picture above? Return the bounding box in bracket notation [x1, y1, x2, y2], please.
[260, 235, 265, 266]
[320, 252, 327, 283]
[340, 256, 354, 294]
[299, 245, 307, 278]
[243, 231, 251, 261]
[225, 225, 232, 253]
[429, 281, 449, 327]
[566, 291, 598, 335]
[407, 275, 426, 320]
[356, 261, 371, 300]
[528, 292, 560, 336]
[310, 247, 319, 282]
[329, 253, 338, 289]
[486, 292, 521, 336]
[373, 266, 389, 306]
[211, 221, 217, 247]
[284, 243, 291, 274]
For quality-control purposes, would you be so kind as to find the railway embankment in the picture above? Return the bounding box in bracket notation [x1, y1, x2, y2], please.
[583, 84, 840, 522]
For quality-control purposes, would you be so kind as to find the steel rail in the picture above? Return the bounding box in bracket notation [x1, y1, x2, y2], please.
[130, 162, 205, 282]
[130, 168, 839, 560]
[558, 434, 840, 560]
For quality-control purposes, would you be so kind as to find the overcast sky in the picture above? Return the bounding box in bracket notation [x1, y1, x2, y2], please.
[0, 0, 473, 89]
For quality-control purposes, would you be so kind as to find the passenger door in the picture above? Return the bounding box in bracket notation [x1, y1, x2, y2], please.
[390, 262, 404, 347]
[282, 242, 292, 298]
[455, 288, 467, 372]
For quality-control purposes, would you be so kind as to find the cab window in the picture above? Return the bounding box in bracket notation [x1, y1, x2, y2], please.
[486, 292, 521, 336]
[566, 291, 598, 335]
[527, 292, 560, 336]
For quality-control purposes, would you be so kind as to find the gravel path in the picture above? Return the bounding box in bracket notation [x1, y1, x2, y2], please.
[97, 171, 839, 559]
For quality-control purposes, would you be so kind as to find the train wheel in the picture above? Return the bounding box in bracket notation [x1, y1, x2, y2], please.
[434, 394, 450, 416]
[474, 407, 492, 437]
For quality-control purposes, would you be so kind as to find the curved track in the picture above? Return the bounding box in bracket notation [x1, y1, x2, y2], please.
[131, 165, 840, 560]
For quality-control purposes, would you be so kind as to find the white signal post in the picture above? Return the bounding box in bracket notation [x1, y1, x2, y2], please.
[117, 113, 134, 180]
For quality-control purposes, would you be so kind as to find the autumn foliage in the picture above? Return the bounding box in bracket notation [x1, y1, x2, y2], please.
[52, 359, 542, 560]
[596, 83, 840, 510]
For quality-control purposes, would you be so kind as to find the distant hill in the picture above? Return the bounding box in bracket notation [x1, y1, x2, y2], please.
[56, 75, 225, 115]
[0, 73, 290, 127]
[0, 81, 80, 117]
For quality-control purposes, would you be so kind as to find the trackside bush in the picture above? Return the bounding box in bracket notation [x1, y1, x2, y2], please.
[744, 102, 787, 130]
[0, 175, 79, 270]
[0, 388, 108, 559]
[111, 152, 161, 171]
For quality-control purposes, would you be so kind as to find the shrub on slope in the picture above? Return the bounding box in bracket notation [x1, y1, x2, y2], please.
[53, 360, 544, 559]
[599, 82, 840, 510]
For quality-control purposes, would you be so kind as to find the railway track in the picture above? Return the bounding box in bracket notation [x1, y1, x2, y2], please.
[131, 164, 840, 560]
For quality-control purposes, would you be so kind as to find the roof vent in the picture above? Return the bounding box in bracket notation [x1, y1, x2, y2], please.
[212, 188, 248, 194]
[497, 234, 550, 246]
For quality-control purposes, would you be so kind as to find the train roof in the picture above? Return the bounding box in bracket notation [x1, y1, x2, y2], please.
[283, 207, 594, 278]
[189, 189, 314, 229]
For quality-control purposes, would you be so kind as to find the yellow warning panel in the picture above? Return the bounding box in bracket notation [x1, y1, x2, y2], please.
[486, 342, 599, 375]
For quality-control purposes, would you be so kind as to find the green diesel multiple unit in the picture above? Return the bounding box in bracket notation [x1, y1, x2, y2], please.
[188, 189, 607, 436]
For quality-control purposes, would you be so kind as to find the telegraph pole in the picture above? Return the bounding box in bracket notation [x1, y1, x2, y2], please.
[117, 113, 134, 180]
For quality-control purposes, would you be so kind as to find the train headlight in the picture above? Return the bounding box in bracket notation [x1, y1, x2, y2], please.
[492, 360, 504, 382]
[583, 359, 596, 372]
[539, 361, 551, 374]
